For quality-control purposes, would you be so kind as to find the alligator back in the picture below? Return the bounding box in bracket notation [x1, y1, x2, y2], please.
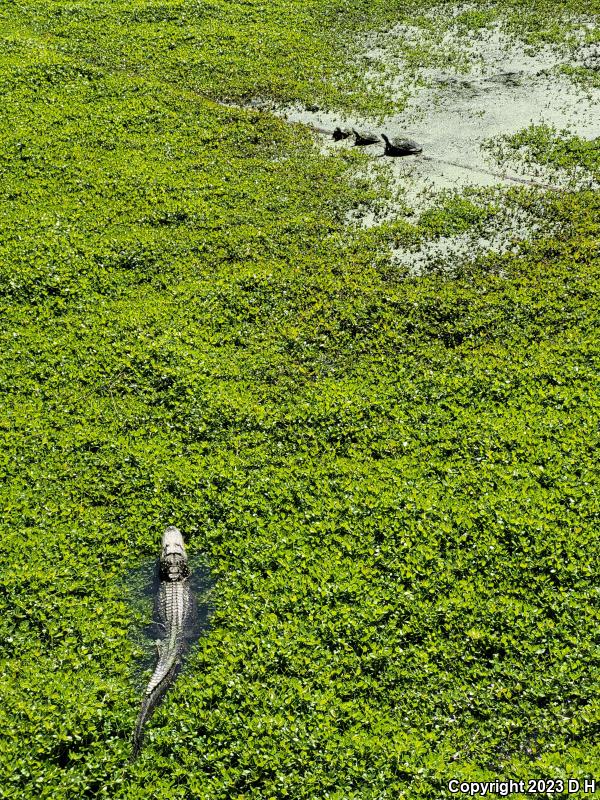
[145, 578, 195, 695]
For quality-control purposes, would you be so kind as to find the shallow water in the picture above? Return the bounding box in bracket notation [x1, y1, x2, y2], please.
[391, 191, 558, 276]
[266, 19, 598, 272]
[127, 554, 215, 680]
[234, 17, 598, 273]
[279, 23, 599, 205]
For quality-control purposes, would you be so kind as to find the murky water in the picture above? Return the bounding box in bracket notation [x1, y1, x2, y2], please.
[127, 553, 214, 682]
[390, 189, 558, 276]
[233, 17, 597, 271]
[279, 24, 599, 206]
[267, 19, 598, 271]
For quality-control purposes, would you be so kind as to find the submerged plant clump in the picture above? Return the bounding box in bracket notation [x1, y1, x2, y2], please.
[1, 0, 599, 798]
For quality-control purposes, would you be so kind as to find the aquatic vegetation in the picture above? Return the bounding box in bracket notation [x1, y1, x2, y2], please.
[485, 123, 600, 182]
[1, 0, 599, 797]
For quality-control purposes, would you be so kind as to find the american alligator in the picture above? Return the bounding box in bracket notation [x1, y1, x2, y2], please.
[381, 133, 423, 157]
[132, 526, 197, 758]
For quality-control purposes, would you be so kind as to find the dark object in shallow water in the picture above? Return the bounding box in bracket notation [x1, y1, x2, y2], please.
[485, 70, 523, 85]
[132, 526, 197, 758]
[381, 134, 423, 157]
[352, 129, 381, 146]
[332, 126, 352, 141]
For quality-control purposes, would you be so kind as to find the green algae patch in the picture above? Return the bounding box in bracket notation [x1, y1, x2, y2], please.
[1, 0, 600, 798]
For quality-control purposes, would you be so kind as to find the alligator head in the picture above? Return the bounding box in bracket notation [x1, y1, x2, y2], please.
[160, 525, 190, 582]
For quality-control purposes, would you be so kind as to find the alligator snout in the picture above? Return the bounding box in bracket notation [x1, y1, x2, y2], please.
[161, 525, 186, 558]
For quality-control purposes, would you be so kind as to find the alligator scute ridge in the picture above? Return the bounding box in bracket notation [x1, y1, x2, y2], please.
[132, 526, 197, 758]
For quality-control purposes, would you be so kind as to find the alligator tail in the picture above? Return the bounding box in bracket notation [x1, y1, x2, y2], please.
[131, 661, 178, 760]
